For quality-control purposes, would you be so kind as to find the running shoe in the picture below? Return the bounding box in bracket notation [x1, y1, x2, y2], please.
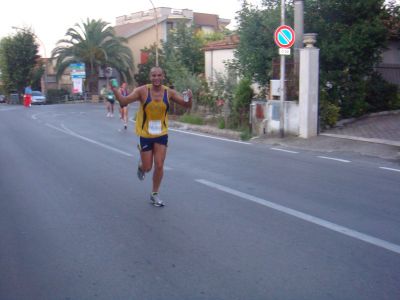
[124, 123, 127, 130]
[150, 193, 164, 207]
[137, 163, 145, 181]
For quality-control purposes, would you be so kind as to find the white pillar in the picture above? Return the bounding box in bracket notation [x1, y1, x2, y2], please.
[299, 34, 319, 138]
[294, 0, 304, 65]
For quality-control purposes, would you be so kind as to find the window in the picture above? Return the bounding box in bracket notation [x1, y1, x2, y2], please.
[171, 9, 183, 15]
[167, 22, 174, 31]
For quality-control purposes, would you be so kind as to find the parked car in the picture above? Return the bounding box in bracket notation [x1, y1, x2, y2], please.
[31, 91, 46, 105]
[0, 94, 6, 103]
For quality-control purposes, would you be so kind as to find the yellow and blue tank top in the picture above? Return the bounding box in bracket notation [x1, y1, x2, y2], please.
[135, 84, 170, 138]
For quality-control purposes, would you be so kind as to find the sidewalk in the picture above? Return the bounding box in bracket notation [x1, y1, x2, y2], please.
[321, 111, 400, 147]
[256, 111, 400, 161]
[171, 111, 400, 161]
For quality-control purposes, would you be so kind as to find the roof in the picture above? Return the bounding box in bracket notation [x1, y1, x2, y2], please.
[203, 35, 240, 51]
[113, 17, 168, 39]
[113, 8, 231, 46]
[193, 12, 218, 28]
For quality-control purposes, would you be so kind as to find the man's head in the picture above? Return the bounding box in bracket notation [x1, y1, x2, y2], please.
[149, 66, 165, 87]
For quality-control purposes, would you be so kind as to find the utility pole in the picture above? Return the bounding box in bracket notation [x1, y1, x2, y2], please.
[279, 0, 286, 138]
[149, 0, 159, 67]
[294, 0, 304, 102]
[294, 0, 304, 68]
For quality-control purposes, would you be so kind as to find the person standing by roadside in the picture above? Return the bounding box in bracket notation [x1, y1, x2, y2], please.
[111, 66, 192, 207]
[119, 82, 129, 129]
[24, 85, 32, 107]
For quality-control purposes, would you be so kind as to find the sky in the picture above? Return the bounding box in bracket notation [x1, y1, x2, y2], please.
[0, 0, 262, 57]
[2, 0, 397, 58]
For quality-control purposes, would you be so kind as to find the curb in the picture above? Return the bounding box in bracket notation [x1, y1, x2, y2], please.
[334, 109, 400, 128]
[169, 121, 242, 140]
[320, 133, 400, 147]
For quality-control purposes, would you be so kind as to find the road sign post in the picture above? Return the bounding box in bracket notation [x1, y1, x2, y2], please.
[274, 11, 296, 138]
[274, 25, 296, 49]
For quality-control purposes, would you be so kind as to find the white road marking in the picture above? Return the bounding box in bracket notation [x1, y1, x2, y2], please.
[44, 123, 133, 157]
[170, 128, 251, 145]
[32, 112, 48, 120]
[60, 124, 133, 157]
[318, 156, 351, 163]
[196, 179, 400, 255]
[379, 167, 400, 173]
[271, 147, 299, 154]
[0, 107, 17, 112]
[45, 123, 70, 134]
[46, 123, 173, 170]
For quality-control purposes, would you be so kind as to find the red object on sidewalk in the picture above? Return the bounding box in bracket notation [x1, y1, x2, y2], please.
[24, 94, 32, 107]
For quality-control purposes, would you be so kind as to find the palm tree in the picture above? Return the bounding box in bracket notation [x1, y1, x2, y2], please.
[51, 19, 134, 94]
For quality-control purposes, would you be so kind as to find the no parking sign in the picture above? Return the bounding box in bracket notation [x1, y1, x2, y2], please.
[274, 25, 295, 49]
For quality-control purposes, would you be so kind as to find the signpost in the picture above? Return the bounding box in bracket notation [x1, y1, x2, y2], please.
[70, 63, 86, 79]
[70, 63, 86, 95]
[274, 25, 295, 49]
[274, 3, 296, 137]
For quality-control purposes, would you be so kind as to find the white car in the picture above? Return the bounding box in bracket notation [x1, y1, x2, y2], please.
[31, 91, 46, 105]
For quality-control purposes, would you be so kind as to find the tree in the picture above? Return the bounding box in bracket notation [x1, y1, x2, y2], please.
[305, 0, 388, 117]
[0, 28, 40, 95]
[196, 29, 232, 44]
[162, 22, 205, 75]
[51, 19, 134, 94]
[231, 77, 254, 128]
[383, 0, 400, 40]
[235, 0, 293, 87]
[236, 0, 394, 120]
[134, 45, 165, 86]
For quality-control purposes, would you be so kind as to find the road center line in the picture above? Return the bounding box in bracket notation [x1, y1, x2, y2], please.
[45, 123, 133, 157]
[270, 147, 299, 154]
[379, 167, 400, 173]
[317, 156, 351, 163]
[196, 179, 400, 255]
[60, 124, 133, 157]
[46, 123, 173, 170]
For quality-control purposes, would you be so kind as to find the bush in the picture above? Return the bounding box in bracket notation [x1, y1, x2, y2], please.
[46, 88, 69, 103]
[365, 72, 400, 112]
[319, 94, 341, 129]
[231, 78, 254, 128]
[240, 127, 252, 141]
[218, 118, 225, 129]
[178, 113, 204, 125]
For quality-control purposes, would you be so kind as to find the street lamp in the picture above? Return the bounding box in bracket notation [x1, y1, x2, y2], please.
[148, 0, 159, 66]
[12, 26, 47, 93]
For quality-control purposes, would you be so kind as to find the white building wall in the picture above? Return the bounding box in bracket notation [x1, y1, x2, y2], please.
[205, 49, 235, 83]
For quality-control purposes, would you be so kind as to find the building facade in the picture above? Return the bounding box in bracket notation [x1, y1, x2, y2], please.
[203, 34, 239, 85]
[114, 7, 230, 70]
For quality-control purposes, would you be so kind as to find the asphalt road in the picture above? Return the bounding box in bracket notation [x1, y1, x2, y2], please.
[0, 103, 399, 300]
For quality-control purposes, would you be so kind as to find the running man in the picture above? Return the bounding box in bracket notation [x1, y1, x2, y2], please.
[111, 66, 192, 207]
